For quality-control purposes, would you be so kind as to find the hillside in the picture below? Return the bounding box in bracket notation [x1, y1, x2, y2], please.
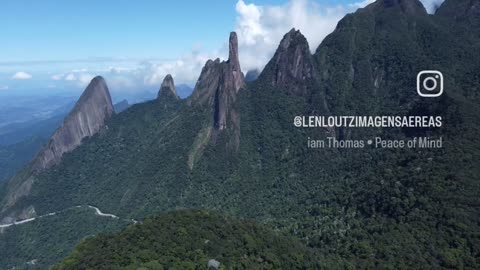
[54, 210, 319, 270]
[0, 0, 479, 269]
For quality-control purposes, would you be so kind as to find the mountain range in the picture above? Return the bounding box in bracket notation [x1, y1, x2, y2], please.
[1, 0, 479, 268]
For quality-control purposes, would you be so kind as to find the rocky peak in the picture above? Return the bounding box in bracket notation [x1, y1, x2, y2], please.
[228, 32, 241, 70]
[158, 74, 179, 100]
[226, 32, 244, 92]
[260, 28, 315, 96]
[189, 32, 244, 132]
[364, 0, 427, 15]
[32, 76, 114, 172]
[436, 0, 480, 20]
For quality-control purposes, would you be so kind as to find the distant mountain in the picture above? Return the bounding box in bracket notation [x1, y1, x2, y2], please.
[244, 69, 260, 82]
[157, 74, 179, 100]
[175, 84, 193, 99]
[0, 137, 45, 183]
[1, 0, 480, 269]
[113, 99, 130, 113]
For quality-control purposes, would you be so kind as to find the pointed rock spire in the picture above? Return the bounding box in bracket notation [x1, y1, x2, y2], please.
[364, 0, 427, 15]
[228, 32, 243, 89]
[158, 74, 179, 100]
[32, 76, 114, 171]
[189, 31, 244, 131]
[260, 28, 315, 96]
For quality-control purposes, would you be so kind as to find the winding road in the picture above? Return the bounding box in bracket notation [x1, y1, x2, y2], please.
[0, 205, 136, 229]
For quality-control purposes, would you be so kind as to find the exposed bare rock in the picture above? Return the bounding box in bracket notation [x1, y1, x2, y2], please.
[259, 28, 315, 96]
[186, 32, 244, 168]
[362, 0, 427, 15]
[436, 0, 480, 20]
[189, 32, 244, 131]
[157, 74, 179, 100]
[32, 76, 114, 172]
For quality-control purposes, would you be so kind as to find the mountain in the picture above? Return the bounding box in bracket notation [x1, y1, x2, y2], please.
[1, 0, 480, 268]
[187, 31, 244, 154]
[32, 76, 114, 172]
[113, 99, 130, 113]
[175, 83, 194, 99]
[244, 69, 260, 82]
[54, 210, 319, 270]
[0, 136, 45, 182]
[259, 28, 317, 96]
[157, 74, 179, 100]
[0, 76, 114, 223]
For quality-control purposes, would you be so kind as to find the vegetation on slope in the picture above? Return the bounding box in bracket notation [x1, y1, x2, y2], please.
[1, 0, 480, 269]
[54, 210, 319, 270]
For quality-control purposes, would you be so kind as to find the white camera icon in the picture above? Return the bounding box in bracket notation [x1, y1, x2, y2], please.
[417, 70, 443, 97]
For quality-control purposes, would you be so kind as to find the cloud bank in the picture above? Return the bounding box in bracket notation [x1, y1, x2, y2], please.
[11, 71, 33, 80]
[235, 0, 349, 72]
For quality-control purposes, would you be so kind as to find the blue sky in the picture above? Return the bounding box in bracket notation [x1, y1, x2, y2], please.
[0, 0, 444, 99]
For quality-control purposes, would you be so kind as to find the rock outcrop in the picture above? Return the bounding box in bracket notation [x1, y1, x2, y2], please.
[186, 32, 244, 168]
[32, 76, 114, 172]
[362, 0, 427, 15]
[189, 32, 244, 131]
[259, 28, 315, 96]
[157, 74, 179, 100]
[436, 0, 480, 21]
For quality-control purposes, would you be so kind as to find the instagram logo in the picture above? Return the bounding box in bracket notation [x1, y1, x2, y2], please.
[417, 70, 444, 97]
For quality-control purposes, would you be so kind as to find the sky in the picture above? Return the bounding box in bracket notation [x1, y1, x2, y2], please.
[0, 0, 445, 99]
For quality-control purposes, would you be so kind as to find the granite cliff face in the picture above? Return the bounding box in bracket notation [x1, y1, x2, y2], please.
[32, 76, 114, 172]
[1, 76, 114, 220]
[189, 32, 244, 131]
[157, 74, 179, 100]
[260, 28, 315, 96]
[367, 0, 427, 14]
[186, 32, 244, 168]
[436, 0, 480, 21]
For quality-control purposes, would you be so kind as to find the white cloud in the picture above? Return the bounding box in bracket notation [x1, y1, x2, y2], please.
[51, 74, 63, 80]
[233, 0, 446, 72]
[11, 71, 32, 80]
[58, 72, 94, 87]
[72, 68, 88, 73]
[350, 0, 445, 13]
[108, 76, 135, 89]
[78, 73, 95, 86]
[234, 0, 348, 72]
[141, 48, 212, 86]
[64, 73, 77, 81]
[349, 0, 375, 8]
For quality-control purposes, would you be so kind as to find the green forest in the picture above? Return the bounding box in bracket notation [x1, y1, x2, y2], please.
[1, 0, 479, 269]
